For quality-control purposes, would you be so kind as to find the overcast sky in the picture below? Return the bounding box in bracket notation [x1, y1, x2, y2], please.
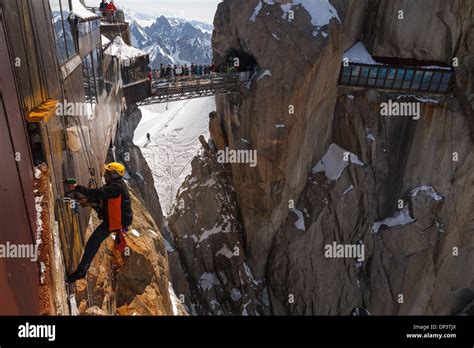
[87, 0, 222, 23]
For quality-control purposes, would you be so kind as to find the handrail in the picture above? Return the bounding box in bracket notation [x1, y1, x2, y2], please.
[137, 72, 246, 105]
[85, 6, 126, 23]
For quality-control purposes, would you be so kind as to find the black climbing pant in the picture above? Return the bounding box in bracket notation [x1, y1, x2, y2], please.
[74, 223, 110, 275]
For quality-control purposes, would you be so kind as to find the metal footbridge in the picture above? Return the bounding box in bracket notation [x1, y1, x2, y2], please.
[137, 72, 251, 106]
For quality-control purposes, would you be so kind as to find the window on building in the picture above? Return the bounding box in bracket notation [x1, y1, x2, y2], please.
[104, 57, 120, 94]
[77, 18, 100, 37]
[82, 45, 105, 114]
[83, 53, 97, 108]
[49, 0, 77, 65]
[123, 65, 148, 85]
[92, 48, 104, 94]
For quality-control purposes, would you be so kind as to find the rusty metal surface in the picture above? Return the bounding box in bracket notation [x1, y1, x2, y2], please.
[0, 9, 39, 314]
[0, 0, 127, 312]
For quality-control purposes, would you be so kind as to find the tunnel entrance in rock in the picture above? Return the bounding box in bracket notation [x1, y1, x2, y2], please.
[223, 49, 257, 72]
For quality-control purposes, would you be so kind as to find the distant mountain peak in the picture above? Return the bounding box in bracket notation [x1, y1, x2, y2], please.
[127, 11, 212, 69]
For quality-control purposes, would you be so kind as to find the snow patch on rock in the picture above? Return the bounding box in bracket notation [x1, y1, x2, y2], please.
[410, 186, 443, 201]
[251, 0, 340, 30]
[198, 272, 220, 290]
[199, 220, 231, 243]
[343, 42, 381, 65]
[216, 244, 234, 258]
[258, 69, 272, 81]
[342, 185, 354, 196]
[312, 143, 365, 180]
[372, 206, 415, 233]
[168, 282, 180, 315]
[230, 288, 242, 301]
[291, 208, 306, 231]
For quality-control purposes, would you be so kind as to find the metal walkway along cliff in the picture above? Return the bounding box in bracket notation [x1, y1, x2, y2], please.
[137, 72, 251, 106]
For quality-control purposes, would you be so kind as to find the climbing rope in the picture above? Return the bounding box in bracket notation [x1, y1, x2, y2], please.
[39, 0, 103, 313]
[34, 2, 87, 314]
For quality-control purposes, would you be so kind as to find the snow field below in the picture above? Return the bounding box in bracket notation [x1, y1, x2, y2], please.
[134, 97, 215, 216]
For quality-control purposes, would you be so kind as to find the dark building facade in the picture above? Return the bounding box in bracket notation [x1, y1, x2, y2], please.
[0, 0, 149, 314]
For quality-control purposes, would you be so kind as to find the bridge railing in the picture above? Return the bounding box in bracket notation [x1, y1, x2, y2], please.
[85, 7, 126, 23]
[139, 72, 250, 105]
[151, 72, 250, 90]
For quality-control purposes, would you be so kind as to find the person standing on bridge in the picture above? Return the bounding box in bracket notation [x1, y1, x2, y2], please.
[65, 162, 133, 283]
[106, 0, 117, 21]
[99, 0, 108, 16]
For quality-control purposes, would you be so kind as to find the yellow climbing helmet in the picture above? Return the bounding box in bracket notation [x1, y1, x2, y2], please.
[104, 162, 125, 177]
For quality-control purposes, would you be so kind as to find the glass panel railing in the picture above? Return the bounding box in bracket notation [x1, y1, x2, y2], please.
[438, 84, 449, 92]
[349, 76, 359, 85]
[441, 72, 451, 83]
[338, 63, 452, 93]
[376, 78, 385, 87]
[342, 66, 351, 76]
[351, 66, 360, 76]
[429, 72, 443, 92]
[420, 71, 433, 91]
[369, 67, 378, 78]
[378, 67, 387, 78]
[360, 67, 369, 77]
[403, 69, 414, 89]
[393, 69, 404, 88]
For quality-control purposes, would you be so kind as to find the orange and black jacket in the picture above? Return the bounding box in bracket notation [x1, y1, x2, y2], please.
[75, 178, 133, 232]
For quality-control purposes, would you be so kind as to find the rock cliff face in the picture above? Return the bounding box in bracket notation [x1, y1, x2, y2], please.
[178, 0, 474, 315]
[363, 0, 473, 136]
[211, 0, 366, 279]
[75, 188, 182, 315]
[168, 146, 267, 315]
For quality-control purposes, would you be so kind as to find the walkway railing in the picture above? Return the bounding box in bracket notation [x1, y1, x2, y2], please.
[85, 7, 126, 23]
[137, 72, 250, 105]
[339, 63, 454, 94]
